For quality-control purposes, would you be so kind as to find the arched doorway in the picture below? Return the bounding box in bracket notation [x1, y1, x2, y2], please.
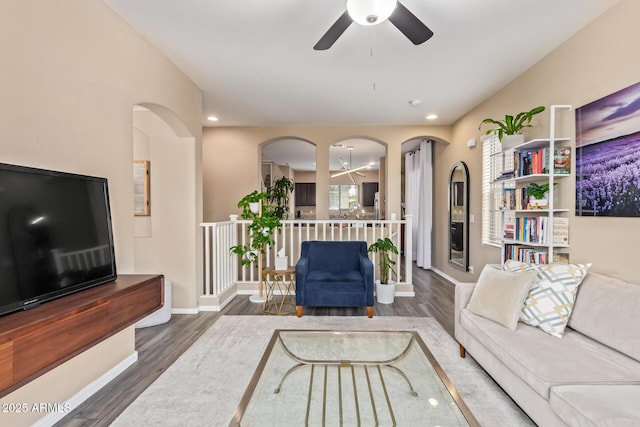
[261, 137, 316, 219]
[132, 103, 198, 310]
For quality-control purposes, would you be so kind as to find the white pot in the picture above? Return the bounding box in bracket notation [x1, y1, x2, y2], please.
[529, 195, 548, 208]
[376, 280, 396, 304]
[249, 202, 260, 214]
[501, 134, 525, 149]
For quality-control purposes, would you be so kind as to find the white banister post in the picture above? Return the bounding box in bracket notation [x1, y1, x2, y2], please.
[404, 215, 413, 286]
[204, 224, 211, 295]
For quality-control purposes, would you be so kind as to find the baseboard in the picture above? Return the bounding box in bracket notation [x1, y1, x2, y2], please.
[171, 308, 200, 315]
[32, 352, 138, 427]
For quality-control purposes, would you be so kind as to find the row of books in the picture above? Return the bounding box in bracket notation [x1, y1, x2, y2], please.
[500, 147, 571, 178]
[501, 187, 527, 210]
[503, 216, 569, 244]
[504, 244, 570, 264]
[504, 245, 550, 264]
[517, 148, 550, 176]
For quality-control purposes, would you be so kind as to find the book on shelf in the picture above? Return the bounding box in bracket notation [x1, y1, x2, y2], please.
[553, 217, 569, 244]
[554, 148, 571, 174]
[503, 212, 515, 240]
[502, 188, 517, 210]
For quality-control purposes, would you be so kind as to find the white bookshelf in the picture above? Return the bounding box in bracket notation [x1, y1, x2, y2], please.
[490, 105, 572, 264]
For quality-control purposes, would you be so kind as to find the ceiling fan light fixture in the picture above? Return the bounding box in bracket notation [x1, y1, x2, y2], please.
[346, 0, 397, 26]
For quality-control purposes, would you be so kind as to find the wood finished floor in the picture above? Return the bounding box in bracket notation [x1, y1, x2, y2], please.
[56, 263, 456, 426]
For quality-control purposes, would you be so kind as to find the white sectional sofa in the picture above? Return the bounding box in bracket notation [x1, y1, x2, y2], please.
[455, 268, 640, 426]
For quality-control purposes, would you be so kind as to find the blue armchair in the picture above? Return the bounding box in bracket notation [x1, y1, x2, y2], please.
[295, 241, 374, 318]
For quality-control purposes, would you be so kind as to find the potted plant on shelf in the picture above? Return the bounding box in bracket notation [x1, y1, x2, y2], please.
[526, 182, 556, 209]
[268, 176, 295, 220]
[368, 237, 399, 304]
[478, 106, 546, 148]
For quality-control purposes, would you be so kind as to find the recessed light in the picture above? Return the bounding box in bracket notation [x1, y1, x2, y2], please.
[426, 114, 438, 120]
[207, 116, 219, 122]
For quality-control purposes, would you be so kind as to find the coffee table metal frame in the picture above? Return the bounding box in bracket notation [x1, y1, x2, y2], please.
[230, 329, 480, 427]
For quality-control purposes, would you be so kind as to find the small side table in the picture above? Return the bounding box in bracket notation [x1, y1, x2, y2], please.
[262, 266, 296, 315]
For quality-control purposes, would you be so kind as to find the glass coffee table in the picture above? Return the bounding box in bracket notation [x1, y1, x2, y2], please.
[230, 330, 479, 426]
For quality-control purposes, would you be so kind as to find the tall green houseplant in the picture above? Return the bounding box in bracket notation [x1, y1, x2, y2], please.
[269, 176, 295, 220]
[368, 237, 399, 284]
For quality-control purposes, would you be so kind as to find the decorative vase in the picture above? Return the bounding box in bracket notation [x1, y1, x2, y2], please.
[501, 134, 525, 150]
[376, 280, 396, 304]
[249, 202, 260, 214]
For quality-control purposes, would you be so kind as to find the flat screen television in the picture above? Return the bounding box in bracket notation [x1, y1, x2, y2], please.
[0, 163, 117, 316]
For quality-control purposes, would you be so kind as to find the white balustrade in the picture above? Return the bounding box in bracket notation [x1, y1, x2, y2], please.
[200, 216, 413, 298]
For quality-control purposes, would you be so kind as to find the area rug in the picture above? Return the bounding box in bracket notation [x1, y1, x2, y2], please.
[112, 316, 534, 426]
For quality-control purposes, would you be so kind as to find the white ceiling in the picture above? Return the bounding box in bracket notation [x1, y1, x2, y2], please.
[104, 0, 620, 168]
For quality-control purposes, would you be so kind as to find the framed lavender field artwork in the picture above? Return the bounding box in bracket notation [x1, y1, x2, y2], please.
[575, 81, 640, 217]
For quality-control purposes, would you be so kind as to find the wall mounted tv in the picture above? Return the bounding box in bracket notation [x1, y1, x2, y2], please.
[0, 163, 117, 316]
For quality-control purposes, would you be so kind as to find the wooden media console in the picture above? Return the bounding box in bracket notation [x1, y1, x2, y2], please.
[0, 274, 164, 397]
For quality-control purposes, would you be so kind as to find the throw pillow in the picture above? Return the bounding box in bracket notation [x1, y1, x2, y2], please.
[504, 260, 592, 338]
[467, 265, 537, 330]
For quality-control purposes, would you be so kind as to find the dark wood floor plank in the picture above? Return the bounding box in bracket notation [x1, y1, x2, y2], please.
[56, 263, 455, 426]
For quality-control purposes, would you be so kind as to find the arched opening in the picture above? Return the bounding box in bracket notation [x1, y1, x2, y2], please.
[261, 137, 317, 219]
[132, 104, 198, 310]
[329, 138, 385, 219]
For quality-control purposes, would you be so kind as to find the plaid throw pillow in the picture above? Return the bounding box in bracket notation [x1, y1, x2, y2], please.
[504, 260, 591, 338]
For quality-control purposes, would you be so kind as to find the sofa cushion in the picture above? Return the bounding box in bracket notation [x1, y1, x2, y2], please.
[550, 384, 640, 427]
[504, 260, 591, 338]
[467, 265, 537, 330]
[460, 308, 640, 400]
[569, 272, 640, 362]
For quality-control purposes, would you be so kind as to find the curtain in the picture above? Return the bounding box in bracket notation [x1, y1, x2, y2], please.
[404, 140, 432, 268]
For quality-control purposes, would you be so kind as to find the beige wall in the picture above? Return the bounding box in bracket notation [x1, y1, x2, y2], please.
[133, 110, 199, 309]
[204, 0, 638, 284]
[445, 0, 640, 283]
[0, 0, 202, 413]
[202, 126, 451, 221]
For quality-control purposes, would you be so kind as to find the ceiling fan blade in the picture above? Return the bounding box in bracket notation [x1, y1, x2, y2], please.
[388, 2, 434, 45]
[314, 10, 352, 50]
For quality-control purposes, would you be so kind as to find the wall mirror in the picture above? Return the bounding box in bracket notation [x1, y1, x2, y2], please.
[448, 161, 469, 271]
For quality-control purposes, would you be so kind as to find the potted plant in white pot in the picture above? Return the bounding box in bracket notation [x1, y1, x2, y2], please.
[526, 182, 556, 209]
[230, 190, 281, 266]
[478, 106, 545, 148]
[368, 237, 399, 304]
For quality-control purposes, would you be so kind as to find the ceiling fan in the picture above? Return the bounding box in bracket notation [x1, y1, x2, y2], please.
[314, 0, 434, 50]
